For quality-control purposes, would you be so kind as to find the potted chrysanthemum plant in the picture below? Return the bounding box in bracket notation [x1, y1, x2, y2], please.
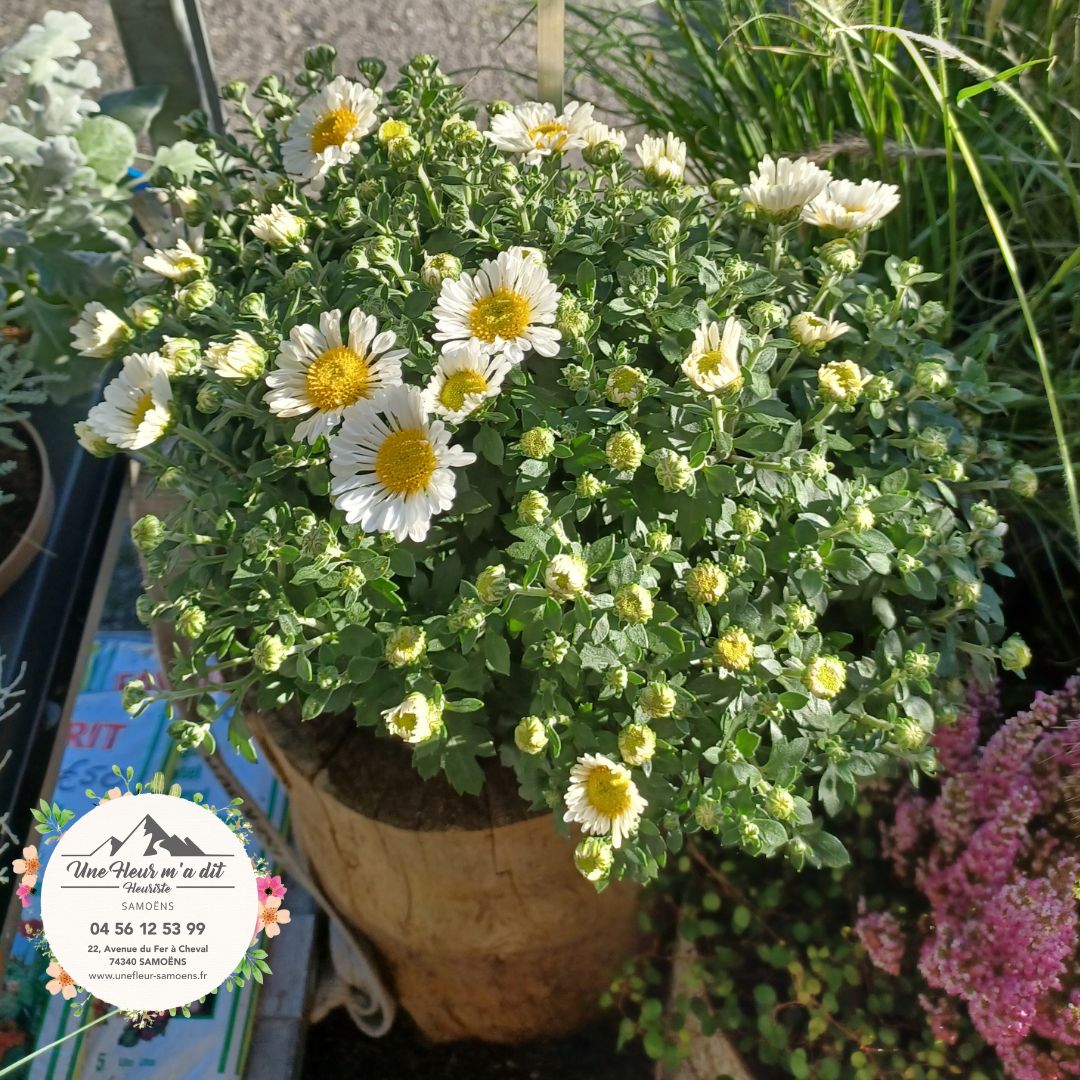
[79, 48, 1033, 1041]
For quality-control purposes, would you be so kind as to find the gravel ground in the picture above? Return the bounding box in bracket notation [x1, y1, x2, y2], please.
[8, 1, 544, 104]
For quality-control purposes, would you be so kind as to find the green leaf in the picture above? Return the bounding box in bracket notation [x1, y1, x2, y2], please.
[444, 748, 485, 795]
[148, 139, 211, 182]
[75, 114, 136, 181]
[806, 829, 850, 869]
[957, 58, 1050, 104]
[483, 634, 511, 675]
[98, 85, 167, 136]
[474, 424, 504, 466]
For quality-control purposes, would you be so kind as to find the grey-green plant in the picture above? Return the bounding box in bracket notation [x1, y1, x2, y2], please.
[0, 10, 200, 399]
[82, 52, 1030, 885]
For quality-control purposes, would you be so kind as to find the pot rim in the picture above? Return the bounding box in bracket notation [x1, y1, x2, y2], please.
[0, 419, 56, 597]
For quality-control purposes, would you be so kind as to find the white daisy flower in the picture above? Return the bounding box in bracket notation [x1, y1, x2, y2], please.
[422, 341, 513, 423]
[84, 353, 173, 450]
[742, 155, 830, 219]
[635, 132, 687, 185]
[264, 308, 405, 444]
[507, 245, 546, 269]
[563, 753, 647, 849]
[139, 238, 206, 285]
[486, 100, 595, 164]
[802, 178, 901, 232]
[432, 250, 561, 362]
[70, 302, 133, 359]
[328, 384, 477, 543]
[205, 331, 267, 382]
[790, 311, 851, 349]
[249, 203, 306, 250]
[281, 75, 379, 185]
[682, 318, 743, 394]
[582, 120, 627, 153]
[140, 238, 207, 284]
[382, 692, 438, 744]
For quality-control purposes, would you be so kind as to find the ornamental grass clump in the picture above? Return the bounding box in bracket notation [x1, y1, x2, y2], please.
[83, 49, 1030, 883]
[862, 679, 1080, 1079]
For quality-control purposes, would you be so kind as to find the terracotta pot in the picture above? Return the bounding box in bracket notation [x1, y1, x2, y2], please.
[0, 422, 55, 597]
[246, 706, 641, 1044]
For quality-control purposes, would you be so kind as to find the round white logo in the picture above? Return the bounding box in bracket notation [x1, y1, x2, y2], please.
[41, 793, 259, 1012]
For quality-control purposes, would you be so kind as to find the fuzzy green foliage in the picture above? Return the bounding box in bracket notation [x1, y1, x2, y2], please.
[569, 0, 1080, 656]
[91, 53, 1029, 884]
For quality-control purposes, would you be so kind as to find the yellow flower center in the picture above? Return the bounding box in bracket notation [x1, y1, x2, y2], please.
[697, 350, 728, 376]
[262, 907, 279, 926]
[306, 346, 373, 412]
[438, 369, 489, 413]
[130, 392, 155, 429]
[585, 765, 634, 819]
[310, 107, 359, 153]
[25, 856, 39, 874]
[396, 709, 420, 734]
[173, 256, 201, 277]
[58, 969, 73, 987]
[528, 121, 569, 149]
[374, 428, 437, 496]
[468, 289, 532, 344]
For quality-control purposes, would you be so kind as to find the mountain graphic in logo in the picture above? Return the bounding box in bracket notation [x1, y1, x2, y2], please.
[85, 814, 206, 858]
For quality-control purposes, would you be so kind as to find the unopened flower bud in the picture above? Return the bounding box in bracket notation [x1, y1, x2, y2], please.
[614, 584, 653, 625]
[574, 837, 614, 881]
[748, 300, 785, 331]
[121, 679, 150, 716]
[915, 427, 950, 460]
[178, 280, 216, 311]
[714, 627, 754, 672]
[604, 666, 629, 693]
[519, 426, 556, 460]
[803, 655, 846, 699]
[517, 490, 549, 524]
[1009, 463, 1039, 498]
[618, 723, 656, 766]
[999, 634, 1032, 674]
[640, 681, 676, 719]
[648, 215, 680, 246]
[818, 238, 860, 275]
[914, 361, 949, 394]
[545, 554, 589, 600]
[654, 449, 693, 493]
[253, 634, 287, 673]
[476, 564, 509, 604]
[764, 786, 796, 820]
[605, 430, 644, 473]
[176, 605, 207, 640]
[731, 506, 762, 537]
[514, 716, 548, 755]
[131, 514, 165, 554]
[542, 633, 570, 665]
[421, 252, 462, 289]
[385, 625, 426, 667]
[685, 562, 728, 606]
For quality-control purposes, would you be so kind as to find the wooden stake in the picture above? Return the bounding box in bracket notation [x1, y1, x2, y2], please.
[537, 0, 565, 109]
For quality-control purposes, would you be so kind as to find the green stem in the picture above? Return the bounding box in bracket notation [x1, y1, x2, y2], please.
[774, 350, 804, 383]
[0, 1009, 121, 1076]
[172, 424, 239, 473]
[416, 164, 443, 224]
